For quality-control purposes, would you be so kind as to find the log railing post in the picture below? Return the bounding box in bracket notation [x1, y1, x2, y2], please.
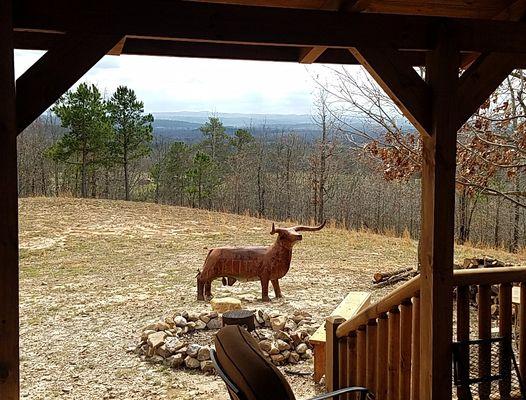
[478, 285, 492, 400]
[339, 337, 348, 395]
[411, 296, 420, 400]
[356, 326, 367, 388]
[0, 1, 19, 400]
[346, 334, 357, 400]
[520, 282, 526, 383]
[499, 283, 512, 399]
[456, 286, 471, 399]
[376, 313, 389, 400]
[388, 307, 401, 400]
[326, 316, 346, 393]
[399, 300, 413, 400]
[366, 320, 378, 393]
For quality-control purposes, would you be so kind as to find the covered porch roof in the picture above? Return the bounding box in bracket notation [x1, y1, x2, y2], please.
[3, 1, 526, 399]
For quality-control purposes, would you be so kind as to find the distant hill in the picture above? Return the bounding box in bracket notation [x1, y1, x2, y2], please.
[152, 111, 320, 142]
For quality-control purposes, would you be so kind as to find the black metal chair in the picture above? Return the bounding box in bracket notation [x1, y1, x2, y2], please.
[452, 337, 526, 400]
[212, 325, 372, 400]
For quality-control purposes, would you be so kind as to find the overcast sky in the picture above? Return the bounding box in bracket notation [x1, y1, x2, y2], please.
[14, 50, 341, 115]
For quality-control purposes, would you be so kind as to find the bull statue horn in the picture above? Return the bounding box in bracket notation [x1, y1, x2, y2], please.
[292, 220, 326, 232]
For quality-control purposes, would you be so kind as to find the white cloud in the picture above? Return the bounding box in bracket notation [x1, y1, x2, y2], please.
[14, 50, 336, 115]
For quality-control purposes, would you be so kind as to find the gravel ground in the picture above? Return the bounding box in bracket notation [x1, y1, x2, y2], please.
[18, 197, 526, 400]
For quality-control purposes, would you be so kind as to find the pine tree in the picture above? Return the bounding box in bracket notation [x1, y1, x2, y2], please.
[49, 83, 111, 198]
[107, 86, 154, 200]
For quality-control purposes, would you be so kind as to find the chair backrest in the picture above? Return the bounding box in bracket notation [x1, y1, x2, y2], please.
[213, 325, 296, 400]
[452, 337, 526, 400]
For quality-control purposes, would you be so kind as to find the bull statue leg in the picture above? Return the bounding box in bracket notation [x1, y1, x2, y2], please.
[204, 281, 212, 300]
[197, 278, 205, 301]
[271, 279, 282, 298]
[260, 276, 270, 302]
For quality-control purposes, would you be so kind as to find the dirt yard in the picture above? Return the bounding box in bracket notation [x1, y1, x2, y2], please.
[18, 197, 526, 399]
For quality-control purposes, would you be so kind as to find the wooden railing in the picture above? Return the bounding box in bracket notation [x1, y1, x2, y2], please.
[325, 267, 526, 400]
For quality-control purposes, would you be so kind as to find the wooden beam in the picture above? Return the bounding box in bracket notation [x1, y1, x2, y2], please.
[0, 1, 19, 399]
[494, 0, 526, 20]
[349, 47, 431, 136]
[456, 52, 515, 128]
[108, 36, 127, 56]
[299, 47, 327, 64]
[14, 0, 526, 55]
[419, 28, 459, 400]
[16, 32, 122, 134]
[342, 0, 374, 12]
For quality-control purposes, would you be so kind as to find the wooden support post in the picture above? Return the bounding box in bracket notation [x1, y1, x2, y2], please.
[419, 27, 459, 400]
[388, 308, 400, 400]
[376, 314, 389, 400]
[326, 316, 345, 393]
[520, 282, 526, 382]
[0, 1, 19, 399]
[366, 320, 377, 392]
[399, 300, 412, 400]
[478, 285, 492, 400]
[356, 326, 366, 387]
[410, 296, 420, 400]
[456, 286, 471, 399]
[499, 283, 512, 399]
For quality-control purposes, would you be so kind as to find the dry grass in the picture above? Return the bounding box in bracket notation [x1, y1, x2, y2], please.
[19, 197, 526, 399]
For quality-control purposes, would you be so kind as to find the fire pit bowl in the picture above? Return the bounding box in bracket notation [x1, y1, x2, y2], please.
[222, 309, 256, 331]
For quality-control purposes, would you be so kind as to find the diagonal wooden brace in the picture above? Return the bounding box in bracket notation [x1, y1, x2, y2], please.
[16, 32, 123, 134]
[350, 47, 432, 136]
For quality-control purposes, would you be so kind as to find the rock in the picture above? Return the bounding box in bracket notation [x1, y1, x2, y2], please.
[174, 316, 187, 327]
[165, 338, 185, 353]
[281, 350, 290, 359]
[185, 356, 200, 369]
[259, 339, 272, 353]
[301, 349, 313, 360]
[290, 332, 302, 346]
[186, 343, 201, 358]
[270, 316, 287, 331]
[187, 312, 200, 322]
[175, 346, 187, 355]
[181, 311, 189, 320]
[149, 355, 164, 363]
[200, 360, 215, 373]
[197, 346, 211, 361]
[296, 343, 308, 354]
[141, 329, 156, 342]
[155, 322, 171, 331]
[288, 352, 300, 364]
[209, 311, 219, 318]
[156, 345, 172, 358]
[255, 310, 265, 324]
[207, 318, 222, 330]
[210, 297, 242, 313]
[284, 320, 297, 331]
[164, 316, 175, 326]
[276, 339, 290, 351]
[143, 323, 157, 331]
[186, 321, 196, 331]
[275, 331, 292, 343]
[199, 313, 211, 323]
[165, 353, 184, 368]
[147, 331, 166, 349]
[270, 353, 286, 365]
[194, 320, 207, 330]
[269, 342, 280, 355]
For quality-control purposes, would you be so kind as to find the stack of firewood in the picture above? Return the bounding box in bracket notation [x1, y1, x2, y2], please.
[460, 257, 508, 269]
[372, 267, 418, 288]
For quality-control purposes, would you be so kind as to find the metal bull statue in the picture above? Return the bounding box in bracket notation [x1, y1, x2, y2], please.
[196, 221, 326, 301]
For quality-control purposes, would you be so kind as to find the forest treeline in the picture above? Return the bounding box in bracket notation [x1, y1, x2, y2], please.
[17, 72, 526, 252]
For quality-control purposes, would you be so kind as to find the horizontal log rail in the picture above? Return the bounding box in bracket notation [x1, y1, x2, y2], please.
[326, 266, 526, 400]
